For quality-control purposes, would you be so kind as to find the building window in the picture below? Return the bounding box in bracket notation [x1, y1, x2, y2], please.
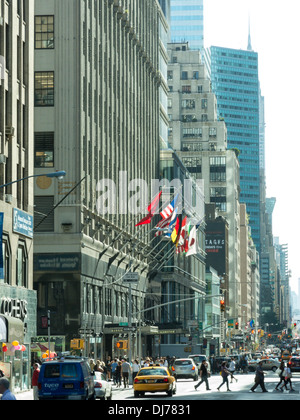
[181, 71, 188, 80]
[34, 196, 55, 232]
[210, 156, 226, 182]
[16, 243, 27, 288]
[35, 16, 54, 49]
[182, 99, 195, 109]
[0, 237, 11, 285]
[210, 187, 227, 212]
[182, 85, 191, 94]
[34, 132, 54, 167]
[34, 71, 54, 106]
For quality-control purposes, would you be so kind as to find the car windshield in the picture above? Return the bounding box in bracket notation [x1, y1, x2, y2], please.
[139, 369, 167, 376]
[175, 360, 192, 366]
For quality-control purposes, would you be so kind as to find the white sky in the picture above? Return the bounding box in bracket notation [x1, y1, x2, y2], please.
[204, 0, 300, 292]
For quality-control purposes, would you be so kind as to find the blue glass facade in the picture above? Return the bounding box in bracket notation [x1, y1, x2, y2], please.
[209, 46, 261, 251]
[170, 0, 204, 50]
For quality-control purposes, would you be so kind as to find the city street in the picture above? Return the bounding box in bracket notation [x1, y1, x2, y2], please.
[16, 371, 300, 401]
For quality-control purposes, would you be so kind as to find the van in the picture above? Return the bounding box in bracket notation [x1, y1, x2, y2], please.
[38, 357, 95, 400]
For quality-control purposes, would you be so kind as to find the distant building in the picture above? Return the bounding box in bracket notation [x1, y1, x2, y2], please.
[208, 46, 261, 252]
[170, 0, 204, 51]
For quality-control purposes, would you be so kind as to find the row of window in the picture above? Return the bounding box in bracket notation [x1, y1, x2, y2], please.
[0, 239, 28, 287]
[168, 70, 201, 80]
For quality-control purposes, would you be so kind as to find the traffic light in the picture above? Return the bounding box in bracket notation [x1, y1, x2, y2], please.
[116, 340, 128, 350]
[235, 322, 239, 330]
[220, 300, 225, 312]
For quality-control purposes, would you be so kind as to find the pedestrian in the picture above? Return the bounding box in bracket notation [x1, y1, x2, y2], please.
[32, 363, 40, 400]
[115, 361, 122, 388]
[194, 360, 211, 391]
[217, 361, 231, 392]
[121, 358, 132, 388]
[0, 378, 16, 400]
[229, 358, 238, 383]
[111, 358, 118, 384]
[132, 360, 140, 382]
[280, 364, 294, 392]
[250, 361, 268, 393]
[275, 361, 286, 391]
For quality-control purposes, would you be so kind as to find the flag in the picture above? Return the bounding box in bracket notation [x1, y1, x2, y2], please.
[165, 208, 178, 237]
[135, 191, 162, 226]
[154, 214, 172, 237]
[160, 194, 178, 220]
[186, 225, 198, 257]
[171, 216, 181, 243]
[176, 217, 188, 254]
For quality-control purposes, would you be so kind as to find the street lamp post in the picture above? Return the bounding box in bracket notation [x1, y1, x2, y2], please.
[0, 171, 66, 189]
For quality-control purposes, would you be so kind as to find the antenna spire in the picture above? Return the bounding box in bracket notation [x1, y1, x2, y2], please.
[247, 14, 253, 51]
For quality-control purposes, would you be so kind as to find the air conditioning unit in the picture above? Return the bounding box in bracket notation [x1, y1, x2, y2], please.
[0, 154, 6, 164]
[5, 126, 15, 138]
[5, 194, 12, 204]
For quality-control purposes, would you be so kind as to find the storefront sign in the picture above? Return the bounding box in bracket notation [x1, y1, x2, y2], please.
[13, 208, 33, 238]
[34, 253, 81, 272]
[0, 298, 28, 322]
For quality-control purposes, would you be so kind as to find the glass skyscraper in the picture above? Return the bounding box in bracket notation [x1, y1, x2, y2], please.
[170, 0, 204, 50]
[209, 46, 261, 251]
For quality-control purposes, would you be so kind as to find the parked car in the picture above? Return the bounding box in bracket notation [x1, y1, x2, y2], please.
[133, 366, 176, 398]
[172, 358, 198, 381]
[94, 372, 113, 400]
[38, 357, 95, 400]
[248, 358, 280, 372]
[288, 357, 300, 373]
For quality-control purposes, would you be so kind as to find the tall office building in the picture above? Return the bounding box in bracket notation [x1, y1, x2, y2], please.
[0, 0, 37, 393]
[170, 0, 204, 51]
[209, 46, 261, 251]
[33, 0, 162, 357]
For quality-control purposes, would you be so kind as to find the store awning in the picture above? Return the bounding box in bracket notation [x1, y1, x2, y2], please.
[0, 316, 7, 342]
[0, 315, 24, 343]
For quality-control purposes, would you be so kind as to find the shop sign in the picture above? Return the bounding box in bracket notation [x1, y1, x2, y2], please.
[13, 208, 33, 239]
[0, 298, 28, 322]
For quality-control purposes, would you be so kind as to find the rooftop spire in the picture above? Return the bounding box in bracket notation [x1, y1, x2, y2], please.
[247, 14, 253, 51]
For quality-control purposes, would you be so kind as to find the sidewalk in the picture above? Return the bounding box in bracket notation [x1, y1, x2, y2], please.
[15, 384, 131, 400]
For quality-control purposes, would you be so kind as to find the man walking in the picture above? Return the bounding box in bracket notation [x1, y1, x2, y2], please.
[121, 358, 132, 388]
[32, 363, 40, 400]
[250, 361, 268, 393]
[194, 360, 211, 391]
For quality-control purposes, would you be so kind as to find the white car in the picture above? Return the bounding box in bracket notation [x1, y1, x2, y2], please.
[172, 358, 198, 381]
[94, 372, 113, 400]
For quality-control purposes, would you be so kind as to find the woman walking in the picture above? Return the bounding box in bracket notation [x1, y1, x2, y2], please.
[275, 361, 286, 391]
[217, 361, 231, 392]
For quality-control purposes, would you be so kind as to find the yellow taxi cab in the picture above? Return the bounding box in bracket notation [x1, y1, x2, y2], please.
[133, 366, 176, 398]
[282, 350, 291, 361]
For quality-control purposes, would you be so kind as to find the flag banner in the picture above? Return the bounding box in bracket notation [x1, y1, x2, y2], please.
[186, 225, 198, 257]
[0, 213, 3, 279]
[171, 215, 181, 243]
[160, 194, 178, 220]
[135, 191, 162, 226]
[165, 208, 178, 237]
[154, 214, 172, 237]
[176, 216, 188, 254]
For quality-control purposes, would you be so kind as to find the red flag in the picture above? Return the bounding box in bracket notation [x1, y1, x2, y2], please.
[135, 191, 162, 226]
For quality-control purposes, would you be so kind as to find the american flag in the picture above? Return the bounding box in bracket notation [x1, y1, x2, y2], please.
[160, 194, 178, 220]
